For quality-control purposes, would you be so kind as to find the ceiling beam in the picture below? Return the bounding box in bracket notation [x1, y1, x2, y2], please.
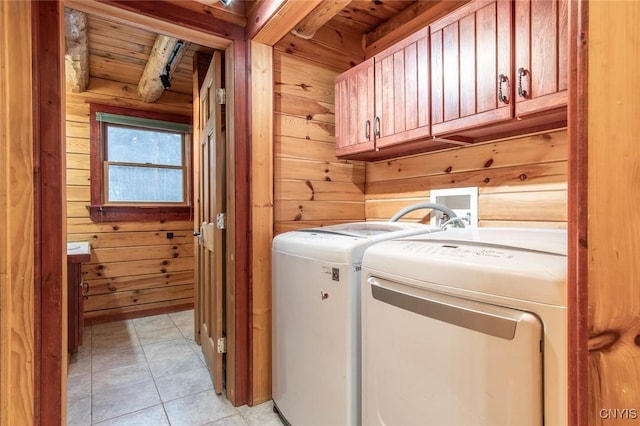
[247, 0, 322, 46]
[291, 0, 352, 40]
[138, 35, 190, 103]
[96, 0, 245, 41]
[365, 0, 470, 57]
[64, 8, 89, 93]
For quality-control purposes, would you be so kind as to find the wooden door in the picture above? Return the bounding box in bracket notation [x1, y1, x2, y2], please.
[374, 28, 430, 149]
[430, 0, 512, 136]
[335, 57, 374, 157]
[514, 0, 568, 117]
[196, 52, 225, 394]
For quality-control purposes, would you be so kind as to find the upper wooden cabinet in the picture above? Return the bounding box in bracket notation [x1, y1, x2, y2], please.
[335, 0, 568, 159]
[374, 29, 431, 149]
[335, 58, 375, 157]
[335, 28, 433, 158]
[430, 0, 567, 137]
[430, 0, 513, 136]
[514, 0, 568, 117]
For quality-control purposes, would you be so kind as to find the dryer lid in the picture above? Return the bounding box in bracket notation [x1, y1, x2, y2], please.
[399, 227, 567, 256]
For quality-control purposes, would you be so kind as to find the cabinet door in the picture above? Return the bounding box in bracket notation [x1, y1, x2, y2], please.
[431, 0, 512, 136]
[374, 28, 430, 149]
[335, 58, 374, 157]
[514, 0, 568, 116]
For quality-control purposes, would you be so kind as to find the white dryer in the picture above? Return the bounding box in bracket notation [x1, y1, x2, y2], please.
[272, 221, 441, 426]
[361, 228, 567, 426]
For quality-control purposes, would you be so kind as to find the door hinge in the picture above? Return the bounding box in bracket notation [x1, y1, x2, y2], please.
[216, 213, 226, 230]
[217, 337, 227, 354]
[216, 88, 226, 105]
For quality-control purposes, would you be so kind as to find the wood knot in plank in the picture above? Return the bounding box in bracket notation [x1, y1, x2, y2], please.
[589, 330, 621, 353]
[445, 166, 452, 173]
[519, 174, 528, 181]
[484, 159, 494, 168]
[298, 83, 310, 91]
[484, 177, 491, 184]
[112, 225, 119, 231]
[162, 260, 169, 266]
[305, 180, 315, 201]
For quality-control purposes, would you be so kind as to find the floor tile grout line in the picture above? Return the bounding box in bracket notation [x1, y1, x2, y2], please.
[133, 318, 166, 422]
[69, 311, 274, 426]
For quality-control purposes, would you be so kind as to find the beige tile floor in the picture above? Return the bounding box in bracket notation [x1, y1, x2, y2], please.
[67, 310, 284, 426]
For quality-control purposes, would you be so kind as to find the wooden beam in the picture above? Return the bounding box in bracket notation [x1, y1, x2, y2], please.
[247, 0, 322, 46]
[137, 35, 190, 102]
[291, 0, 352, 40]
[365, 0, 469, 57]
[64, 8, 89, 93]
[66, 0, 231, 49]
[95, 0, 245, 41]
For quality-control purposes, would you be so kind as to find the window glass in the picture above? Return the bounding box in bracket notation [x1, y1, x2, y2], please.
[106, 125, 183, 166]
[107, 165, 184, 202]
[104, 124, 186, 205]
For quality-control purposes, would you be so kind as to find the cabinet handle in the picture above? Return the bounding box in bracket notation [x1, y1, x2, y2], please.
[365, 120, 371, 140]
[374, 116, 381, 137]
[497, 74, 509, 104]
[517, 67, 528, 98]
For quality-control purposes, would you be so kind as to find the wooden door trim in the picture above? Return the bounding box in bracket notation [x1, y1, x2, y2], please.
[227, 39, 250, 406]
[567, 0, 588, 424]
[248, 41, 274, 405]
[32, 1, 66, 424]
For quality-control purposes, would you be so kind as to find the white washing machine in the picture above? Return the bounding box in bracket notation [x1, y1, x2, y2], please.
[361, 228, 567, 426]
[272, 221, 442, 426]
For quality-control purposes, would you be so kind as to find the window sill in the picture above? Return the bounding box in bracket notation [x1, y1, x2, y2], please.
[87, 205, 192, 222]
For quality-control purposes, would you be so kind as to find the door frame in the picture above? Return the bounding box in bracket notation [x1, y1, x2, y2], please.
[32, 2, 251, 423]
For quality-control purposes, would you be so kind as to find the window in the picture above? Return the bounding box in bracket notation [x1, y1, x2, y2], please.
[89, 104, 192, 221]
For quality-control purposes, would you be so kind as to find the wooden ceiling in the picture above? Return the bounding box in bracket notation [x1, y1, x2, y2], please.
[66, 0, 462, 102]
[85, 14, 212, 97]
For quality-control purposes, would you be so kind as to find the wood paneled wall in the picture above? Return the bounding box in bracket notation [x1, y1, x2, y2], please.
[588, 2, 640, 423]
[273, 51, 366, 234]
[66, 76, 195, 321]
[0, 2, 35, 423]
[366, 130, 568, 227]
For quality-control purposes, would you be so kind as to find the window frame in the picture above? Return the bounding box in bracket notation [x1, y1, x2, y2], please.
[89, 103, 193, 222]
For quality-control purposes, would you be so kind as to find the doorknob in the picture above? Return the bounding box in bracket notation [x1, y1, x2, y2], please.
[193, 231, 201, 237]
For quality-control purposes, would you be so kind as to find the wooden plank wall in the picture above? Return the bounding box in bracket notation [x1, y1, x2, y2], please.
[0, 2, 35, 423]
[66, 74, 195, 321]
[588, 2, 640, 424]
[273, 43, 366, 234]
[366, 130, 568, 227]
